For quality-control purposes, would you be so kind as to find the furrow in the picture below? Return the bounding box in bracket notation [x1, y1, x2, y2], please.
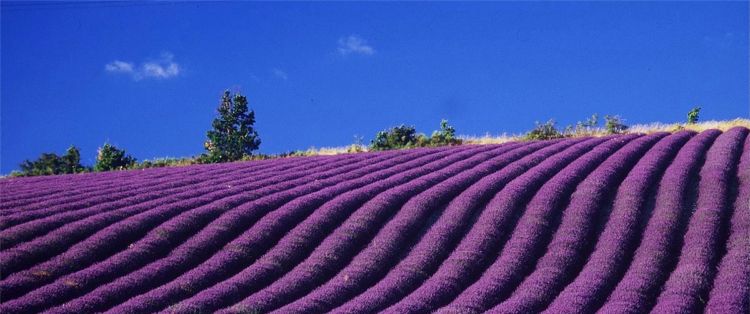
[0, 157, 317, 249]
[486, 132, 667, 314]
[272, 141, 543, 314]
[596, 130, 719, 313]
[0, 149, 429, 312]
[330, 138, 578, 314]
[158, 145, 492, 313]
[0, 162, 229, 218]
[705, 133, 750, 313]
[383, 137, 607, 313]
[439, 134, 640, 313]
[47, 145, 476, 313]
[650, 127, 748, 313]
[0, 152, 373, 303]
[224, 145, 514, 313]
[541, 132, 694, 313]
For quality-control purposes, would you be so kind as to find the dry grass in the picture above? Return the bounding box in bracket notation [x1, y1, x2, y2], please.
[627, 118, 750, 134]
[459, 132, 525, 145]
[249, 119, 750, 158]
[461, 118, 750, 145]
[301, 144, 367, 156]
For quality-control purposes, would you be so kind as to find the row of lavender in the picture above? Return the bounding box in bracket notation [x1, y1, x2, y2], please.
[0, 127, 747, 313]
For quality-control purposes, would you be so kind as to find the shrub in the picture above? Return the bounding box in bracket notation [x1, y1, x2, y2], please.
[370, 120, 462, 151]
[131, 157, 196, 169]
[16, 146, 87, 177]
[429, 119, 462, 146]
[575, 114, 599, 135]
[370, 124, 422, 151]
[525, 120, 564, 141]
[94, 143, 136, 172]
[687, 107, 701, 124]
[604, 115, 628, 134]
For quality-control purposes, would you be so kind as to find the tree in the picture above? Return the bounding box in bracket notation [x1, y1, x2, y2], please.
[60, 146, 85, 174]
[94, 143, 136, 171]
[16, 145, 87, 176]
[202, 90, 261, 163]
[604, 115, 628, 134]
[687, 106, 701, 124]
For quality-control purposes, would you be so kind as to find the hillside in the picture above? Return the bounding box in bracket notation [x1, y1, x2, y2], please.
[0, 127, 748, 313]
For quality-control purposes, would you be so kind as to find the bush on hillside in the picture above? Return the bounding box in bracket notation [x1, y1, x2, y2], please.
[94, 143, 136, 171]
[130, 157, 196, 169]
[604, 115, 628, 134]
[370, 120, 462, 151]
[687, 107, 701, 124]
[525, 119, 565, 141]
[15, 146, 87, 177]
[370, 124, 422, 151]
[429, 119, 462, 146]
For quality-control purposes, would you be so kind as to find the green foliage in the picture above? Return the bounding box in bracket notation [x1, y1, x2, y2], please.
[562, 113, 600, 137]
[60, 146, 86, 174]
[429, 119, 461, 146]
[576, 113, 599, 133]
[525, 119, 564, 141]
[604, 115, 628, 134]
[94, 143, 136, 172]
[16, 146, 87, 177]
[370, 124, 421, 151]
[201, 90, 261, 163]
[130, 157, 196, 169]
[369, 120, 462, 151]
[687, 106, 701, 124]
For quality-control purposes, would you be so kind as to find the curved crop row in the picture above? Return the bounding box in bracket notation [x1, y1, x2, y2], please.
[440, 134, 640, 313]
[0, 156, 321, 249]
[650, 127, 748, 313]
[48, 145, 490, 313]
[705, 133, 750, 313]
[0, 128, 747, 314]
[1, 148, 435, 312]
[0, 154, 324, 224]
[486, 132, 668, 314]
[596, 129, 720, 313]
[542, 131, 693, 313]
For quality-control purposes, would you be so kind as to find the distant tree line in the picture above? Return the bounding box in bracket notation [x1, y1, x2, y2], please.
[8, 91, 705, 177]
[10, 90, 261, 177]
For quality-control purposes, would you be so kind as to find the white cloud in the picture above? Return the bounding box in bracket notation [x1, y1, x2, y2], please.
[272, 68, 288, 80]
[337, 35, 375, 56]
[105, 52, 181, 81]
[104, 60, 134, 73]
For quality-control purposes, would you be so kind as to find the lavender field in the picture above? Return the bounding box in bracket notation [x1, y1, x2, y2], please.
[1, 128, 748, 314]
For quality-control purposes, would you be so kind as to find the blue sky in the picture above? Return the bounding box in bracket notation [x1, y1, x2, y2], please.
[2, 1, 748, 173]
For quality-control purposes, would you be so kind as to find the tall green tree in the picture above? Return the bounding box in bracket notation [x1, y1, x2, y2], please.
[202, 90, 261, 163]
[94, 143, 136, 171]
